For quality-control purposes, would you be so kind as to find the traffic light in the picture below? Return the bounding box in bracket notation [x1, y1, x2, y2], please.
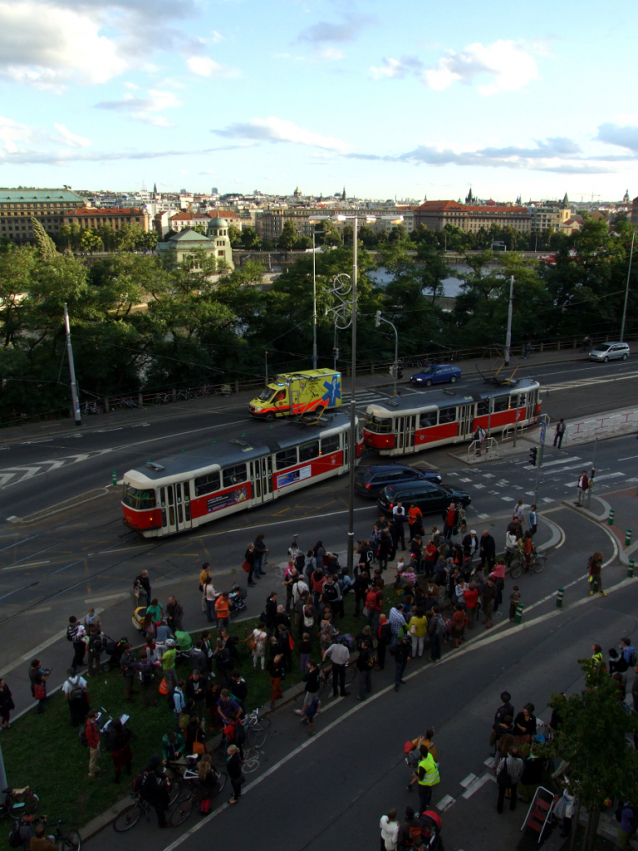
[528, 446, 538, 466]
[389, 364, 397, 377]
[375, 310, 382, 327]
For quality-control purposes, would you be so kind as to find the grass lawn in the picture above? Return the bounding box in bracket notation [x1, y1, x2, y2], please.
[0, 590, 394, 848]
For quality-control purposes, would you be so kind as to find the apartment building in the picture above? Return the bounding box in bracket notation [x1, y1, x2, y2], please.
[63, 207, 150, 232]
[414, 200, 531, 234]
[0, 187, 84, 244]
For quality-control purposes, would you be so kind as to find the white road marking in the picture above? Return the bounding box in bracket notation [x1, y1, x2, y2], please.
[435, 795, 456, 812]
[460, 773, 477, 788]
[591, 472, 625, 482]
[541, 497, 554, 503]
[500, 497, 511, 502]
[539, 456, 581, 469]
[473, 484, 485, 490]
[2, 560, 51, 571]
[462, 773, 494, 798]
[478, 513, 489, 519]
[618, 455, 638, 461]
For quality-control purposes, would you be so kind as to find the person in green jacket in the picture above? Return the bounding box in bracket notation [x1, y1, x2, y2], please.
[162, 729, 185, 762]
[162, 639, 178, 689]
[413, 745, 440, 814]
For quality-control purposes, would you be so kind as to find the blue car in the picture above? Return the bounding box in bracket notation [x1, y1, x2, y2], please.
[410, 364, 461, 387]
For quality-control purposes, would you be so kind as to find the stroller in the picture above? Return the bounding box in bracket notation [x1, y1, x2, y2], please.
[132, 606, 148, 633]
[228, 583, 247, 617]
[102, 636, 128, 672]
[419, 810, 443, 850]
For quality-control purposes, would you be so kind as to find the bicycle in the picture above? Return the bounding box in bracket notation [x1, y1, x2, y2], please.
[242, 708, 271, 749]
[80, 402, 103, 415]
[508, 550, 546, 578]
[169, 770, 227, 826]
[317, 661, 356, 699]
[152, 392, 172, 405]
[112, 778, 181, 832]
[45, 820, 81, 851]
[0, 787, 39, 819]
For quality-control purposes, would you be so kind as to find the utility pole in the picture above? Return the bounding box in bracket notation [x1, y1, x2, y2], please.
[504, 275, 514, 366]
[533, 420, 546, 505]
[375, 311, 399, 397]
[265, 351, 268, 387]
[312, 226, 318, 369]
[347, 218, 358, 577]
[64, 304, 82, 427]
[620, 231, 635, 343]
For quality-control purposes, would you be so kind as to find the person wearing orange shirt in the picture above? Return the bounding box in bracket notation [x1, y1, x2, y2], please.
[408, 504, 423, 541]
[215, 592, 230, 631]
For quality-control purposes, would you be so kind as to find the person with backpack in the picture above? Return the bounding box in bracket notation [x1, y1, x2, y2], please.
[138, 755, 170, 827]
[85, 709, 101, 779]
[62, 668, 88, 727]
[67, 617, 87, 673]
[136, 658, 158, 707]
[86, 626, 105, 677]
[427, 607, 445, 663]
[398, 806, 424, 849]
[495, 746, 524, 813]
[9, 812, 37, 850]
[615, 802, 638, 849]
[389, 634, 411, 693]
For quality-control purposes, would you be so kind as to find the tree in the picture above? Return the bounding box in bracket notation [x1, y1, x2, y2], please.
[31, 218, 57, 262]
[80, 228, 101, 255]
[240, 227, 261, 250]
[227, 224, 242, 248]
[543, 660, 638, 851]
[278, 220, 298, 251]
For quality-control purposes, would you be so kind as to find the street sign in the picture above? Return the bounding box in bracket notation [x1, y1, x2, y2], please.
[539, 422, 546, 446]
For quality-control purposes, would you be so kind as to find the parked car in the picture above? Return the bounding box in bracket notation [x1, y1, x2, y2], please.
[588, 342, 630, 363]
[410, 364, 461, 387]
[355, 464, 442, 498]
[377, 481, 471, 516]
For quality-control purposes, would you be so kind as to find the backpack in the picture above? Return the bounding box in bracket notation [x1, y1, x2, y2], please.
[497, 764, 512, 787]
[408, 822, 423, 846]
[435, 616, 447, 638]
[8, 822, 22, 849]
[68, 679, 84, 701]
[139, 666, 154, 685]
[90, 635, 106, 655]
[629, 650, 638, 667]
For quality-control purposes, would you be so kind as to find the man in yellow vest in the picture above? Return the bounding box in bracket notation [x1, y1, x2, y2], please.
[413, 744, 440, 814]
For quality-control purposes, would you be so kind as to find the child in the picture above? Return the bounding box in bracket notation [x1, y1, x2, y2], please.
[301, 695, 321, 736]
[299, 633, 312, 672]
[509, 586, 521, 622]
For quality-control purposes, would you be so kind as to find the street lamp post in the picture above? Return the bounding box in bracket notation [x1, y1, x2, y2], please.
[504, 275, 514, 367]
[311, 225, 320, 369]
[375, 311, 399, 397]
[620, 230, 635, 343]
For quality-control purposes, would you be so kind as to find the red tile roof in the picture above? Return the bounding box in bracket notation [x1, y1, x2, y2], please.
[70, 207, 144, 216]
[417, 201, 528, 214]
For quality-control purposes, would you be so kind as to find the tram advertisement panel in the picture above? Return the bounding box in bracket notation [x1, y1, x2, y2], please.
[277, 465, 312, 489]
[206, 485, 248, 513]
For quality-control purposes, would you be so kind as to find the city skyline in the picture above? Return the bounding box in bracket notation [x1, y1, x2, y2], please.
[0, 0, 636, 199]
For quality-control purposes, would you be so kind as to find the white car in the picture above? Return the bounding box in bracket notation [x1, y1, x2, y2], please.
[588, 342, 630, 362]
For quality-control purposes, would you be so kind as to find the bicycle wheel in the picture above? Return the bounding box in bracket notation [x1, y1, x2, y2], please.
[252, 714, 271, 730]
[247, 726, 267, 749]
[509, 559, 522, 579]
[212, 772, 228, 795]
[60, 830, 81, 851]
[170, 795, 195, 827]
[168, 778, 182, 806]
[113, 803, 143, 832]
[533, 555, 546, 574]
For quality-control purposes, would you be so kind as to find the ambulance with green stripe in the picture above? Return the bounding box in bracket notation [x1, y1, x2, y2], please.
[249, 369, 342, 420]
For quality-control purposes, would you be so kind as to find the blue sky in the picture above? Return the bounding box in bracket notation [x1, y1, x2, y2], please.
[0, 0, 636, 201]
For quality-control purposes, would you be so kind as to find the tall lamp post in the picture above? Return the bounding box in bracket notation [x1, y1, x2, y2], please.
[375, 311, 399, 397]
[620, 230, 635, 343]
[311, 224, 322, 369]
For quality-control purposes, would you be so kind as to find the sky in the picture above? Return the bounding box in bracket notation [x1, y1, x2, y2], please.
[0, 0, 636, 202]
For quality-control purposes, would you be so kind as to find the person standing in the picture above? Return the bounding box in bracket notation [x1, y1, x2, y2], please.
[527, 504, 538, 537]
[479, 530, 496, 571]
[481, 579, 496, 629]
[554, 418, 566, 448]
[356, 638, 374, 701]
[109, 718, 133, 784]
[227, 744, 244, 805]
[588, 551, 606, 596]
[442, 503, 457, 541]
[135, 570, 152, 606]
[512, 499, 525, 525]
[390, 634, 411, 693]
[389, 604, 406, 648]
[120, 643, 136, 702]
[413, 744, 440, 814]
[267, 653, 284, 710]
[199, 563, 212, 591]
[87, 626, 105, 677]
[62, 668, 89, 727]
[29, 659, 50, 714]
[215, 592, 230, 631]
[85, 709, 101, 779]
[244, 544, 256, 587]
[253, 533, 268, 576]
[427, 607, 445, 663]
[576, 471, 589, 506]
[392, 503, 406, 551]
[0, 678, 14, 729]
[379, 809, 400, 851]
[408, 607, 428, 658]
[495, 747, 524, 813]
[166, 596, 184, 632]
[408, 503, 423, 540]
[323, 638, 351, 698]
[203, 579, 217, 623]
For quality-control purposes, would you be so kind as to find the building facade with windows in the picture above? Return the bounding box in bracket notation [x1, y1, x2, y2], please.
[414, 200, 531, 234]
[156, 221, 234, 268]
[0, 188, 84, 244]
[63, 207, 150, 232]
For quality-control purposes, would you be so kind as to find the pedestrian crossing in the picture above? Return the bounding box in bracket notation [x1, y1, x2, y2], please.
[0, 448, 114, 490]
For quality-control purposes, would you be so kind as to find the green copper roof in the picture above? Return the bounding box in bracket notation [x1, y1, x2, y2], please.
[0, 188, 84, 203]
[168, 228, 211, 242]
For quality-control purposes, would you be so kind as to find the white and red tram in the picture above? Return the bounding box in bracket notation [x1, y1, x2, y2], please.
[122, 412, 362, 538]
[363, 378, 541, 456]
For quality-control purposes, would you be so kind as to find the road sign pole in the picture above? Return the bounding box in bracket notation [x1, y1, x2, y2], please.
[534, 424, 546, 505]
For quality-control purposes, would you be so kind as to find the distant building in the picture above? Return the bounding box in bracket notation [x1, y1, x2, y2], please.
[63, 207, 150, 232]
[156, 221, 234, 269]
[0, 187, 84, 244]
[632, 197, 638, 227]
[414, 200, 531, 234]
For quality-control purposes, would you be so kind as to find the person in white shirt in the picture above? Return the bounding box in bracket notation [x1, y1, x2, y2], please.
[249, 626, 267, 670]
[380, 809, 400, 851]
[62, 668, 88, 727]
[513, 499, 526, 523]
[504, 530, 518, 566]
[322, 641, 351, 698]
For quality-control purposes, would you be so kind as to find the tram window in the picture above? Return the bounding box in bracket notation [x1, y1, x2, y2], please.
[419, 411, 437, 428]
[123, 485, 156, 510]
[509, 394, 519, 408]
[275, 448, 298, 470]
[494, 396, 509, 413]
[321, 435, 340, 454]
[299, 440, 319, 462]
[439, 406, 457, 424]
[194, 471, 221, 496]
[222, 464, 247, 487]
[365, 414, 392, 434]
[477, 399, 489, 416]
[182, 481, 190, 499]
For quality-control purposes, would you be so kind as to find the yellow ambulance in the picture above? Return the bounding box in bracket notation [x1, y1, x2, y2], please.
[249, 369, 342, 420]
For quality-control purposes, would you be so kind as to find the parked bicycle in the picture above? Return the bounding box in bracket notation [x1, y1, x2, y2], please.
[242, 708, 271, 749]
[42, 819, 81, 851]
[169, 769, 227, 826]
[508, 550, 546, 578]
[112, 779, 181, 832]
[0, 787, 39, 820]
[80, 402, 103, 415]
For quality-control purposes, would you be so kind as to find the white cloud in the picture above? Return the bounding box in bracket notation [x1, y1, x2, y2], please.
[54, 123, 91, 147]
[423, 40, 538, 96]
[186, 56, 240, 77]
[0, 1, 127, 89]
[95, 89, 182, 127]
[0, 116, 37, 154]
[210, 30, 224, 44]
[215, 116, 349, 152]
[316, 47, 344, 61]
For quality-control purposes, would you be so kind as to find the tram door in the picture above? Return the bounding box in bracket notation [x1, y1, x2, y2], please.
[525, 392, 536, 423]
[397, 415, 416, 453]
[161, 481, 193, 534]
[250, 456, 274, 504]
[457, 404, 475, 440]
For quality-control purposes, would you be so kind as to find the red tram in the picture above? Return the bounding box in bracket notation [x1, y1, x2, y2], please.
[363, 378, 541, 456]
[122, 412, 362, 538]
